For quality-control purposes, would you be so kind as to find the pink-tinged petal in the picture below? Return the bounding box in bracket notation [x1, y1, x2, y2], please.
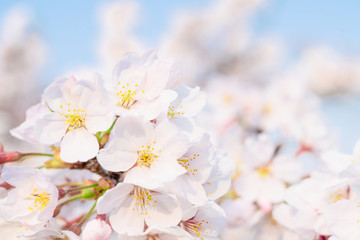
[0, 188, 33, 221]
[204, 151, 235, 200]
[132, 89, 177, 120]
[142, 58, 172, 99]
[324, 200, 360, 240]
[272, 204, 316, 240]
[37, 114, 67, 144]
[97, 138, 139, 172]
[168, 175, 207, 205]
[145, 192, 182, 228]
[150, 157, 187, 183]
[113, 116, 154, 140]
[85, 113, 114, 133]
[82, 219, 112, 240]
[233, 173, 260, 202]
[258, 176, 286, 204]
[242, 135, 275, 168]
[60, 128, 99, 163]
[173, 86, 206, 117]
[109, 197, 145, 235]
[112, 52, 142, 86]
[124, 167, 163, 190]
[154, 119, 189, 160]
[271, 155, 304, 183]
[10, 103, 48, 142]
[96, 183, 134, 214]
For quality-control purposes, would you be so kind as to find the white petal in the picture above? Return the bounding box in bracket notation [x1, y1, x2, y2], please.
[97, 138, 138, 172]
[85, 113, 114, 133]
[60, 128, 99, 163]
[38, 114, 67, 144]
[150, 158, 187, 183]
[145, 192, 182, 228]
[97, 183, 134, 214]
[109, 196, 145, 235]
[271, 155, 304, 183]
[124, 166, 163, 189]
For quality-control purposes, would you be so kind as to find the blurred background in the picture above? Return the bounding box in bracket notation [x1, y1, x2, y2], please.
[0, 0, 360, 152]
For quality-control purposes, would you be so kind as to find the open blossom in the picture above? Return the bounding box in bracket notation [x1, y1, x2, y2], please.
[234, 135, 304, 208]
[166, 134, 215, 205]
[11, 76, 114, 162]
[272, 140, 360, 239]
[0, 167, 58, 229]
[162, 85, 206, 139]
[273, 170, 350, 239]
[96, 182, 182, 236]
[97, 117, 189, 189]
[180, 202, 226, 239]
[108, 50, 178, 120]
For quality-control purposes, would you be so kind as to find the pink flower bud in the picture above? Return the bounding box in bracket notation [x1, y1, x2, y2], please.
[82, 219, 112, 240]
[0, 151, 23, 164]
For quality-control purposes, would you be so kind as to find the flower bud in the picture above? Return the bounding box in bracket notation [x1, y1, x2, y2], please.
[98, 178, 112, 190]
[82, 218, 112, 240]
[99, 133, 110, 146]
[44, 158, 70, 169]
[81, 189, 96, 199]
[0, 151, 23, 164]
[58, 188, 66, 199]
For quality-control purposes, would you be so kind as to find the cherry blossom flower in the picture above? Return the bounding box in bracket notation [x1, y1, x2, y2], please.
[162, 85, 206, 139]
[233, 135, 304, 208]
[11, 76, 114, 162]
[0, 166, 58, 229]
[97, 117, 189, 189]
[166, 134, 215, 206]
[108, 50, 178, 120]
[180, 202, 226, 240]
[96, 182, 182, 236]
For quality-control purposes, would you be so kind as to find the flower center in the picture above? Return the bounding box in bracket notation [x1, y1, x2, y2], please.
[116, 82, 144, 109]
[137, 144, 159, 168]
[26, 188, 50, 212]
[223, 94, 234, 104]
[182, 218, 211, 238]
[59, 103, 86, 130]
[263, 104, 272, 115]
[257, 166, 270, 178]
[167, 101, 184, 119]
[131, 187, 157, 216]
[330, 189, 345, 203]
[178, 153, 200, 175]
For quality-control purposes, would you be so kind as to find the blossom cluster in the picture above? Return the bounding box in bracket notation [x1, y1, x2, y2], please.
[0, 51, 234, 239]
[271, 140, 360, 240]
[199, 75, 336, 240]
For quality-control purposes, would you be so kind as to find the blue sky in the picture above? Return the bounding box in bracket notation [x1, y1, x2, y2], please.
[1, 0, 359, 82]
